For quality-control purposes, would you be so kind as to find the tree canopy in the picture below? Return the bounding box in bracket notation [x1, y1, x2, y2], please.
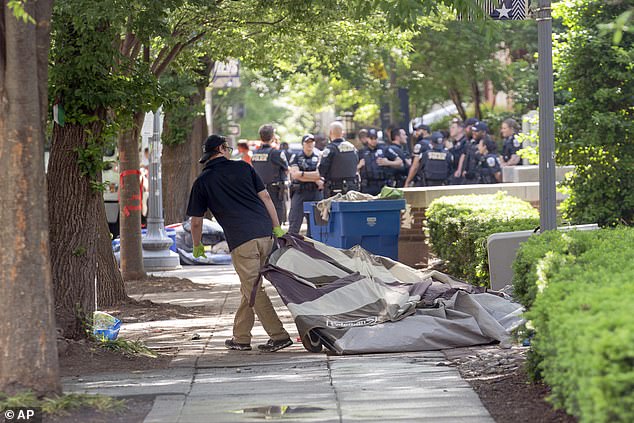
[555, 0, 634, 226]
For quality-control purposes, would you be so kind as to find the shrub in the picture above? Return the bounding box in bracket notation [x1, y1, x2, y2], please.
[426, 192, 539, 286]
[512, 229, 597, 308]
[514, 227, 634, 422]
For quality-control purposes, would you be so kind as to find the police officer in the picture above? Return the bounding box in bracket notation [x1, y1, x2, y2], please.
[251, 124, 288, 224]
[454, 117, 477, 183]
[356, 129, 370, 161]
[413, 123, 432, 146]
[499, 118, 523, 167]
[280, 141, 293, 164]
[404, 124, 433, 187]
[417, 131, 453, 186]
[287, 134, 323, 235]
[319, 121, 359, 198]
[387, 127, 411, 187]
[462, 121, 487, 184]
[477, 137, 502, 183]
[448, 119, 468, 184]
[357, 128, 369, 152]
[358, 129, 402, 195]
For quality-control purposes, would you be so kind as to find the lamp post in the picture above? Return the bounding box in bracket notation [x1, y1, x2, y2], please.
[536, 0, 557, 232]
[142, 107, 180, 270]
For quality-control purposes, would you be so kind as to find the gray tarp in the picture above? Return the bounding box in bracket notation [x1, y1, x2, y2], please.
[260, 234, 524, 355]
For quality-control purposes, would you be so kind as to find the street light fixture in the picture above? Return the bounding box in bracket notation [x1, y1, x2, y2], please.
[142, 107, 180, 270]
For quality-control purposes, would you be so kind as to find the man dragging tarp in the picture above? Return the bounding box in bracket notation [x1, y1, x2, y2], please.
[186, 134, 293, 352]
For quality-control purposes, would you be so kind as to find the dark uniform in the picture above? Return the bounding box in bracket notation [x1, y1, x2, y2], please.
[251, 144, 288, 224]
[418, 133, 453, 186]
[411, 137, 431, 185]
[288, 152, 322, 235]
[386, 143, 410, 188]
[461, 140, 481, 184]
[359, 144, 399, 195]
[448, 135, 468, 185]
[502, 134, 523, 164]
[478, 153, 502, 184]
[318, 138, 359, 198]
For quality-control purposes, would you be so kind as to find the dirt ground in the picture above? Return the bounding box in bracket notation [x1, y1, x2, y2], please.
[124, 275, 212, 296]
[58, 277, 201, 377]
[57, 339, 173, 377]
[445, 346, 577, 423]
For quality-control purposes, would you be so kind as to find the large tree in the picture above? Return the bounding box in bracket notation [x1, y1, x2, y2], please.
[556, 0, 634, 226]
[0, 0, 60, 395]
[47, 0, 146, 337]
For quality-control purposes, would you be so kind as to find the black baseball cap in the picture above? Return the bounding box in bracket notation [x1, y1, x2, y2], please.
[368, 128, 378, 138]
[415, 124, 431, 132]
[301, 134, 315, 143]
[199, 134, 227, 163]
[472, 121, 489, 133]
[431, 131, 444, 144]
[464, 118, 478, 127]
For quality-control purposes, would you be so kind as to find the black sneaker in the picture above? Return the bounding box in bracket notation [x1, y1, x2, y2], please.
[257, 338, 293, 353]
[225, 338, 252, 351]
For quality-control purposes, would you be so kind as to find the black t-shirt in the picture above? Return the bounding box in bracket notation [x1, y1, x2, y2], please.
[186, 157, 272, 251]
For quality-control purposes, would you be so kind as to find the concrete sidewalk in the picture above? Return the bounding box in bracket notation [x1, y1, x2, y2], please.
[63, 266, 494, 423]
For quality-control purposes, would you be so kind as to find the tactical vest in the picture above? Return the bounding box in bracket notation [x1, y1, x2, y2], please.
[464, 142, 480, 178]
[502, 135, 522, 163]
[361, 147, 386, 182]
[479, 153, 499, 184]
[451, 136, 467, 169]
[327, 140, 358, 181]
[424, 149, 450, 181]
[387, 144, 408, 177]
[295, 153, 319, 172]
[251, 147, 279, 185]
[295, 153, 319, 189]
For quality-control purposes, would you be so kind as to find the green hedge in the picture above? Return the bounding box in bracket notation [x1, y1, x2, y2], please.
[513, 228, 634, 422]
[426, 192, 539, 286]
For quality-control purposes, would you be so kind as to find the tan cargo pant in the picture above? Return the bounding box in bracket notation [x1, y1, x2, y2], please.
[230, 236, 289, 344]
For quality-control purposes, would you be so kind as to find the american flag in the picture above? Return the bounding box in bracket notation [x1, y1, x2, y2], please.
[457, 0, 531, 21]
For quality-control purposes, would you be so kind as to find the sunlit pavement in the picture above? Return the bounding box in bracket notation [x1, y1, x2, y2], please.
[63, 265, 493, 422]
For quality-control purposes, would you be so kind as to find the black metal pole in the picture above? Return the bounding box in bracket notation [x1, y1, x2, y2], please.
[537, 0, 557, 231]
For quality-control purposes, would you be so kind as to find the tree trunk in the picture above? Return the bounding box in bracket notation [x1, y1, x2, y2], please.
[0, 0, 61, 395]
[448, 87, 467, 120]
[96, 199, 128, 306]
[118, 112, 146, 280]
[471, 80, 482, 120]
[48, 123, 102, 339]
[191, 114, 204, 182]
[162, 93, 206, 225]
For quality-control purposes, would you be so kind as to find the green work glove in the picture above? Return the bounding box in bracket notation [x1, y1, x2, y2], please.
[193, 244, 207, 259]
[272, 226, 286, 238]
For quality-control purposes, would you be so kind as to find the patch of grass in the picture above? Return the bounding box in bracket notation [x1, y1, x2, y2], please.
[95, 337, 157, 358]
[42, 393, 125, 415]
[0, 391, 125, 416]
[0, 391, 39, 409]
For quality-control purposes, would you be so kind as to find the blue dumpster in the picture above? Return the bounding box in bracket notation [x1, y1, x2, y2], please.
[304, 199, 406, 260]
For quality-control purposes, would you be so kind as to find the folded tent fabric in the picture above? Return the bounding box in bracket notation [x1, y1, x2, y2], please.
[314, 190, 376, 222]
[260, 233, 524, 354]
